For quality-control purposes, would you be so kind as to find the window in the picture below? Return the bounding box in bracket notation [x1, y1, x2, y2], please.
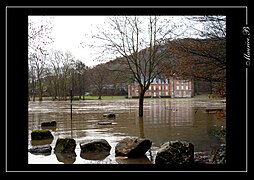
[166, 86, 168, 90]
[149, 86, 151, 90]
[154, 86, 156, 90]
[158, 86, 161, 90]
[181, 86, 184, 90]
[177, 86, 179, 90]
[186, 86, 188, 90]
[166, 92, 168, 96]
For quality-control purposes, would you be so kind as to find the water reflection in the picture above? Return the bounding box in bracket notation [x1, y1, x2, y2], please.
[115, 155, 152, 164]
[41, 126, 57, 131]
[31, 139, 53, 146]
[28, 99, 226, 164]
[144, 99, 194, 127]
[80, 151, 110, 160]
[138, 117, 145, 138]
[55, 152, 77, 164]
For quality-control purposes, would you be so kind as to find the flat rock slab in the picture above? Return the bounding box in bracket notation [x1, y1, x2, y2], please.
[98, 121, 112, 125]
[41, 121, 57, 127]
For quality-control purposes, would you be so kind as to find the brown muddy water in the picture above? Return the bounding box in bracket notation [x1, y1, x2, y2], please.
[28, 98, 226, 164]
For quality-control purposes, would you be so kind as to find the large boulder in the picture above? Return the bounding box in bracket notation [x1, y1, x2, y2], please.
[80, 139, 111, 153]
[54, 138, 76, 153]
[155, 140, 194, 164]
[28, 144, 52, 155]
[115, 137, 152, 158]
[31, 130, 54, 140]
[80, 139, 111, 160]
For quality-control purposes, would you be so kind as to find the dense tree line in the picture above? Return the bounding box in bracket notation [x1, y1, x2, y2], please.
[28, 50, 133, 101]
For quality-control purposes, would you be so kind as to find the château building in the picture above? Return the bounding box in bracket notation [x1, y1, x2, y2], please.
[128, 76, 194, 98]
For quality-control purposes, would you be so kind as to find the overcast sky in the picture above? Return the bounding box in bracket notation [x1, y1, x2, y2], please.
[47, 16, 108, 67]
[29, 16, 207, 67]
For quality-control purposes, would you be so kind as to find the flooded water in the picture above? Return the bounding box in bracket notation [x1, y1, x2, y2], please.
[28, 98, 226, 164]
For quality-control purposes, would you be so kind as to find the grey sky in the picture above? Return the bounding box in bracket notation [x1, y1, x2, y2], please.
[29, 16, 210, 67]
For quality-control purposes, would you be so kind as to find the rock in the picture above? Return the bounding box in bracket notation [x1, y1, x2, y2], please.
[80, 151, 110, 160]
[115, 137, 152, 158]
[98, 121, 112, 125]
[212, 144, 226, 164]
[80, 139, 111, 153]
[103, 113, 116, 118]
[54, 138, 76, 153]
[31, 130, 54, 140]
[28, 144, 52, 154]
[55, 152, 77, 164]
[155, 140, 194, 164]
[41, 121, 57, 127]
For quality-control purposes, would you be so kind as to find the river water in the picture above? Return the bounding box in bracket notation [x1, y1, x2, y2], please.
[28, 98, 226, 164]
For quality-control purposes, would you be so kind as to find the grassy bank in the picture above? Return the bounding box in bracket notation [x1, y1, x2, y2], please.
[29, 96, 127, 101]
[29, 94, 222, 101]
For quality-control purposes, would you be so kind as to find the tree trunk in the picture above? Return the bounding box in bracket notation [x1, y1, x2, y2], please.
[138, 117, 144, 138]
[139, 90, 145, 117]
[38, 80, 43, 101]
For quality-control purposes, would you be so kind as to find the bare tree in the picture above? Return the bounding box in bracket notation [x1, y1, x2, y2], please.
[60, 51, 75, 100]
[72, 60, 89, 100]
[93, 16, 178, 116]
[165, 16, 226, 96]
[47, 50, 62, 100]
[28, 52, 47, 101]
[28, 17, 54, 101]
[28, 59, 36, 101]
[88, 64, 109, 99]
[28, 17, 54, 55]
